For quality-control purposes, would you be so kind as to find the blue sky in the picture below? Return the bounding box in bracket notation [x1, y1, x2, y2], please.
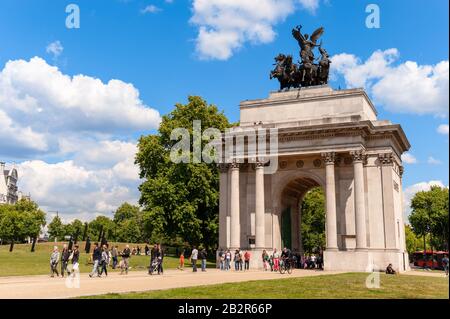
[0, 0, 448, 221]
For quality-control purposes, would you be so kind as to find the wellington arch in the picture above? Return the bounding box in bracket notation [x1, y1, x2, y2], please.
[217, 86, 411, 272]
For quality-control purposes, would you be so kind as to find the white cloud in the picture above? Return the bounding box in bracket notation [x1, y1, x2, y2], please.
[403, 180, 446, 219]
[141, 5, 161, 14]
[190, 0, 321, 60]
[437, 124, 449, 135]
[46, 41, 64, 59]
[0, 57, 161, 156]
[427, 156, 442, 165]
[331, 49, 449, 117]
[401, 152, 418, 164]
[0, 57, 160, 221]
[17, 157, 140, 221]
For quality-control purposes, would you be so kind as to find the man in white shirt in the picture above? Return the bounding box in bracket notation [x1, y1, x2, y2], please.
[190, 246, 199, 272]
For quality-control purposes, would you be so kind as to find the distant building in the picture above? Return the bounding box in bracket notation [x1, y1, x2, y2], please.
[0, 162, 28, 205]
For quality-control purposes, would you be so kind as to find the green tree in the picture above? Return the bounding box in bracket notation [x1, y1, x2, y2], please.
[63, 219, 84, 239]
[113, 203, 141, 224]
[405, 224, 422, 255]
[115, 219, 142, 243]
[88, 216, 116, 242]
[0, 200, 45, 251]
[409, 186, 449, 251]
[48, 216, 64, 241]
[300, 187, 326, 254]
[136, 96, 230, 249]
[16, 199, 46, 240]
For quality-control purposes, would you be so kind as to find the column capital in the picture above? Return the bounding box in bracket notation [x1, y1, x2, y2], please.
[218, 163, 229, 173]
[321, 152, 338, 165]
[255, 161, 265, 169]
[378, 152, 394, 165]
[399, 166, 405, 178]
[350, 150, 367, 163]
[230, 161, 241, 170]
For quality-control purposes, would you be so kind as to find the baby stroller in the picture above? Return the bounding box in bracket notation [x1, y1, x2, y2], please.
[148, 258, 160, 275]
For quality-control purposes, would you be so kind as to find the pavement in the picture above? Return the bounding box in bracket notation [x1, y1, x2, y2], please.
[0, 269, 446, 299]
[0, 269, 344, 299]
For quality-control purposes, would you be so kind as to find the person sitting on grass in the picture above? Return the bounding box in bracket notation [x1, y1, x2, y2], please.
[386, 263, 396, 275]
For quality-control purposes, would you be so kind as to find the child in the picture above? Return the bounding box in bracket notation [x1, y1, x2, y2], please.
[177, 249, 185, 271]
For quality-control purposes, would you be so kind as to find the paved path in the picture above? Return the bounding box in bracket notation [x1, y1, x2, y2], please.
[0, 269, 445, 299]
[0, 269, 344, 299]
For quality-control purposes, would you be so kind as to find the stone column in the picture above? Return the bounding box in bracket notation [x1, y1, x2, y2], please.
[230, 162, 240, 249]
[351, 150, 367, 250]
[255, 162, 265, 249]
[218, 164, 228, 249]
[322, 152, 338, 251]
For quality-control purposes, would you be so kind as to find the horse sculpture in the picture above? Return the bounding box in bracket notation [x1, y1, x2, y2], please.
[270, 24, 331, 91]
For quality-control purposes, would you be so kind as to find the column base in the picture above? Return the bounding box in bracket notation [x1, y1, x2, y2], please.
[324, 249, 410, 273]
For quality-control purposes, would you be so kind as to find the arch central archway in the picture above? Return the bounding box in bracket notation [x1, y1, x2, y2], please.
[279, 176, 323, 254]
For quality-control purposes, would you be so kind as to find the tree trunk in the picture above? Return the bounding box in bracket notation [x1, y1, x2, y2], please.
[31, 236, 37, 252]
[9, 241, 14, 252]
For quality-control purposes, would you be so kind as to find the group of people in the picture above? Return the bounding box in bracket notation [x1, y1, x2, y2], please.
[179, 246, 209, 272]
[49, 244, 80, 278]
[217, 249, 251, 271]
[89, 243, 132, 277]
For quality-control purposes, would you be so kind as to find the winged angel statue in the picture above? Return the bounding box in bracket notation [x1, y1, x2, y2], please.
[270, 25, 331, 90]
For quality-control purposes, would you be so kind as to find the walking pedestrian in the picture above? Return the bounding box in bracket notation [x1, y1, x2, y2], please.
[99, 245, 110, 277]
[218, 249, 225, 270]
[121, 245, 131, 275]
[225, 249, 231, 271]
[234, 249, 241, 271]
[157, 243, 164, 275]
[89, 242, 102, 278]
[200, 248, 207, 272]
[442, 254, 449, 276]
[190, 246, 198, 272]
[262, 250, 270, 271]
[177, 249, 185, 270]
[50, 246, 60, 277]
[61, 244, 70, 278]
[272, 248, 280, 271]
[244, 251, 251, 270]
[111, 245, 118, 269]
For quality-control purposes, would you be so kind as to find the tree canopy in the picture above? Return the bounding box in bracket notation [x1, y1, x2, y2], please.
[136, 96, 231, 249]
[0, 199, 46, 249]
[409, 186, 449, 251]
[300, 187, 326, 254]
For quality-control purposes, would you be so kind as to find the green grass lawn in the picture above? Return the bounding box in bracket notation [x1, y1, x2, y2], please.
[0, 242, 215, 277]
[82, 273, 449, 299]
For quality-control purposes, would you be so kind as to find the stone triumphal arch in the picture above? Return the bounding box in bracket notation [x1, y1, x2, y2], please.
[218, 86, 410, 272]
